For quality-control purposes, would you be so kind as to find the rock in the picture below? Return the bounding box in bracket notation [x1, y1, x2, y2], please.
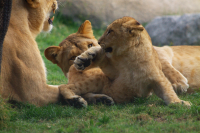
[145, 13, 200, 46]
[57, 0, 200, 28]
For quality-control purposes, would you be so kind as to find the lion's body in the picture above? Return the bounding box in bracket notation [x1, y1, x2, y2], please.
[155, 46, 200, 92]
[45, 19, 195, 106]
[0, 0, 60, 106]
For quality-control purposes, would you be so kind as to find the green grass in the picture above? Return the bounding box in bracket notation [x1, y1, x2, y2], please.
[1, 13, 200, 132]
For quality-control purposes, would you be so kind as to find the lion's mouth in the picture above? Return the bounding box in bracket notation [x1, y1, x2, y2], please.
[48, 3, 57, 25]
[48, 16, 54, 25]
[100, 44, 113, 53]
[105, 47, 113, 53]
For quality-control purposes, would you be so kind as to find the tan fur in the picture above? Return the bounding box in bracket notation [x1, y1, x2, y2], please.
[154, 46, 200, 93]
[45, 20, 114, 106]
[45, 19, 192, 106]
[0, 0, 60, 106]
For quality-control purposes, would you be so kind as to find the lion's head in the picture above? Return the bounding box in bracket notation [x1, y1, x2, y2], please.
[44, 20, 98, 77]
[98, 17, 149, 57]
[27, 0, 58, 33]
[11, 0, 58, 37]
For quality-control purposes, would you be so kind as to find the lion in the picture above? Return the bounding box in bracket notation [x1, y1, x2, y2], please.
[45, 19, 193, 107]
[73, 17, 191, 106]
[45, 20, 115, 107]
[0, 0, 61, 106]
[154, 46, 200, 93]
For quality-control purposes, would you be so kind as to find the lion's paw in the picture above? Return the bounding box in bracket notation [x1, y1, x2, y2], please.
[170, 72, 189, 94]
[172, 80, 189, 94]
[74, 47, 97, 70]
[67, 96, 88, 108]
[180, 100, 192, 107]
[172, 100, 192, 107]
[96, 96, 114, 106]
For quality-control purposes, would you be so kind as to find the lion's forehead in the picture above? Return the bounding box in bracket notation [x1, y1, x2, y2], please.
[62, 40, 87, 55]
[68, 37, 97, 47]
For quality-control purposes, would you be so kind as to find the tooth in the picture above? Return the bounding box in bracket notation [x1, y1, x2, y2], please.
[53, 9, 55, 14]
[51, 16, 54, 21]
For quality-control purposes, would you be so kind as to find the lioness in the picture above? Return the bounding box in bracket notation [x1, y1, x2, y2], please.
[45, 19, 192, 106]
[74, 17, 191, 106]
[0, 0, 60, 106]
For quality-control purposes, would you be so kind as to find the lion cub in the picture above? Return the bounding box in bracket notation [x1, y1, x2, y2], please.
[73, 17, 191, 106]
[45, 19, 192, 107]
[45, 20, 114, 107]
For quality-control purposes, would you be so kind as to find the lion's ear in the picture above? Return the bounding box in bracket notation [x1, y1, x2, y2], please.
[44, 46, 61, 64]
[26, 0, 40, 8]
[77, 20, 95, 39]
[122, 19, 144, 35]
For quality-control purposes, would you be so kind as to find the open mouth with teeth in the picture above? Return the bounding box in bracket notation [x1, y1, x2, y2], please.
[48, 16, 54, 25]
[48, 3, 56, 25]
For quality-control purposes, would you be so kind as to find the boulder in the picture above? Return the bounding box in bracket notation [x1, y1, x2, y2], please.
[145, 13, 200, 46]
[57, 0, 200, 28]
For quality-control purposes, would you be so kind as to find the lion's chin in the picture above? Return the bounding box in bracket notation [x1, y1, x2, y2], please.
[46, 24, 53, 32]
[42, 24, 53, 33]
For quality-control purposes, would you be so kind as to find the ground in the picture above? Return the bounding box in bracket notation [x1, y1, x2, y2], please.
[0, 13, 200, 132]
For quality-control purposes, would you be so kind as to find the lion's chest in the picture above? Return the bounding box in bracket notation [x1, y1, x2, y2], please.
[120, 71, 152, 96]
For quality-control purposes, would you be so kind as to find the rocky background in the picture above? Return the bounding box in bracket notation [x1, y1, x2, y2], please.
[58, 0, 200, 46]
[146, 13, 200, 46]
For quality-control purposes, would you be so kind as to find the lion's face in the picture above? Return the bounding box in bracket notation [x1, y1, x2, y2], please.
[98, 17, 144, 57]
[45, 20, 98, 77]
[25, 0, 58, 33]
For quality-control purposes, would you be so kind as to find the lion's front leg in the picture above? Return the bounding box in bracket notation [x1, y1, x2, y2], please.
[59, 84, 88, 108]
[74, 46, 104, 70]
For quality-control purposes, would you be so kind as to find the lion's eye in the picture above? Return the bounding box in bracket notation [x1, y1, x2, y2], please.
[107, 30, 113, 35]
[88, 43, 93, 48]
[70, 56, 76, 60]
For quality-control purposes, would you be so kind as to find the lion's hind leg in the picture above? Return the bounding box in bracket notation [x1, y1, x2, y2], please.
[161, 60, 189, 94]
[154, 46, 189, 94]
